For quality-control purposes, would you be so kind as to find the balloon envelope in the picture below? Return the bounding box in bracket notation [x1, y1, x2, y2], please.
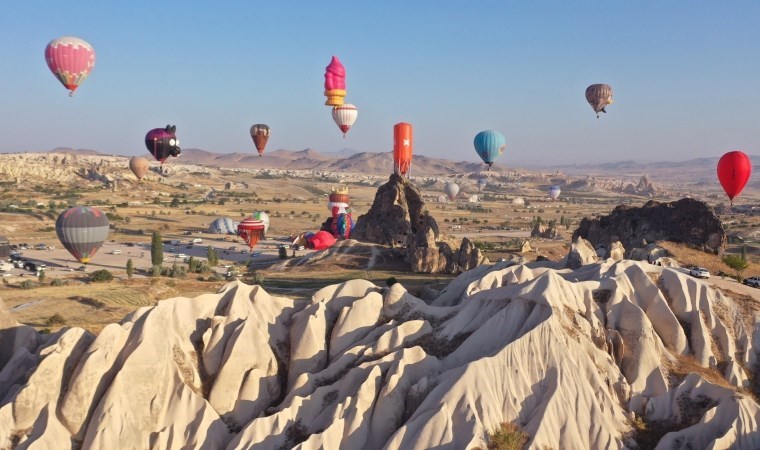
[250, 124, 270, 156]
[252, 211, 270, 233]
[473, 131, 506, 167]
[445, 181, 460, 201]
[585, 84, 614, 117]
[209, 217, 238, 234]
[717, 151, 752, 203]
[145, 125, 181, 164]
[308, 230, 337, 250]
[324, 56, 346, 106]
[237, 218, 266, 249]
[129, 156, 150, 180]
[548, 185, 561, 200]
[45, 36, 95, 96]
[56, 206, 109, 264]
[332, 104, 358, 137]
[331, 213, 352, 239]
[393, 123, 413, 175]
[477, 177, 487, 192]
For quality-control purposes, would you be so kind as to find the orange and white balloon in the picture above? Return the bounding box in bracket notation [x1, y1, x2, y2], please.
[332, 104, 358, 137]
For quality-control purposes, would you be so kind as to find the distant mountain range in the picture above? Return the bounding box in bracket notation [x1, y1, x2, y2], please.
[38, 147, 759, 181]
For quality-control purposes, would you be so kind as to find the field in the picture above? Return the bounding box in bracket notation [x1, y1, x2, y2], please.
[2, 157, 760, 333]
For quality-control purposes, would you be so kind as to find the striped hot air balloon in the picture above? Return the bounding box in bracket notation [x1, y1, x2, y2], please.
[237, 217, 266, 249]
[250, 124, 270, 156]
[252, 211, 270, 234]
[55, 206, 109, 264]
[332, 104, 358, 137]
[548, 185, 561, 200]
[208, 217, 238, 234]
[585, 84, 614, 118]
[45, 36, 95, 96]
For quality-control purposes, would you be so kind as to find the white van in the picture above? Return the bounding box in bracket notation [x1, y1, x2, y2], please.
[192, 238, 203, 244]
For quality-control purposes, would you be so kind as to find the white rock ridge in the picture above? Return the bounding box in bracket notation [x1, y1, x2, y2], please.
[1, 260, 760, 449]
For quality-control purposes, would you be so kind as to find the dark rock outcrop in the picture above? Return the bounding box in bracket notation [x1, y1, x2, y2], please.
[572, 199, 725, 255]
[354, 174, 486, 273]
[531, 223, 563, 240]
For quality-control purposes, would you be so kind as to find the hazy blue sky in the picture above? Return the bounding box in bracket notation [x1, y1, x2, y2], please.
[0, 1, 758, 165]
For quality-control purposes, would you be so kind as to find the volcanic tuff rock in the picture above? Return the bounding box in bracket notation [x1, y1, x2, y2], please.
[530, 223, 563, 240]
[3, 259, 760, 449]
[354, 174, 487, 273]
[621, 174, 657, 197]
[573, 198, 726, 256]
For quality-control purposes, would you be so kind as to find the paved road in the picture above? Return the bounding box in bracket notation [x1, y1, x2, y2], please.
[671, 267, 760, 300]
[5, 237, 308, 279]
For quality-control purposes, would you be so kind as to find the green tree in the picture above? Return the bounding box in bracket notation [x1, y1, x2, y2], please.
[207, 246, 219, 266]
[170, 197, 180, 208]
[151, 231, 163, 266]
[126, 259, 134, 279]
[723, 254, 749, 281]
[90, 269, 114, 282]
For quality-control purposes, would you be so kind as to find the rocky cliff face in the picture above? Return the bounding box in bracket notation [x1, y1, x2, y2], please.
[573, 198, 725, 255]
[2, 260, 760, 449]
[353, 174, 486, 273]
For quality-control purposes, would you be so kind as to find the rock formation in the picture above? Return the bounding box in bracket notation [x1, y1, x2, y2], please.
[3, 259, 760, 449]
[622, 174, 657, 197]
[566, 236, 598, 269]
[353, 174, 487, 273]
[573, 198, 725, 255]
[531, 223, 563, 240]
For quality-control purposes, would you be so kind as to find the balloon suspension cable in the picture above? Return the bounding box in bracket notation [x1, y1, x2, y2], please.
[69, 91, 74, 98]
[343, 133, 347, 139]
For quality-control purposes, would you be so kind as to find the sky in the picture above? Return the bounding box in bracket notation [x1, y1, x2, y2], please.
[0, 1, 758, 166]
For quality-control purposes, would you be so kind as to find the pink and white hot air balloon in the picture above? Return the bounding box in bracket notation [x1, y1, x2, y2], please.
[45, 36, 96, 97]
[332, 104, 358, 137]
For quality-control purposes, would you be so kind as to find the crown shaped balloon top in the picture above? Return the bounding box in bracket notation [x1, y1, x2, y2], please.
[331, 185, 349, 195]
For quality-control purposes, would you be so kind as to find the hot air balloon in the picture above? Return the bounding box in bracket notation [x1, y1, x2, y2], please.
[209, 217, 238, 234]
[585, 84, 614, 118]
[324, 56, 346, 106]
[307, 230, 337, 250]
[473, 131, 506, 169]
[45, 36, 95, 96]
[237, 218, 266, 249]
[332, 104, 358, 137]
[717, 151, 752, 206]
[252, 211, 270, 234]
[145, 125, 181, 164]
[332, 213, 353, 239]
[128, 156, 150, 181]
[548, 185, 561, 200]
[250, 124, 270, 156]
[445, 181, 460, 201]
[393, 123, 413, 176]
[327, 186, 350, 215]
[477, 177, 488, 193]
[56, 206, 109, 264]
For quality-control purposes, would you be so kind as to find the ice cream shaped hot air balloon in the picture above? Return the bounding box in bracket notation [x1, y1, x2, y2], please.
[250, 124, 270, 156]
[45, 36, 95, 96]
[56, 206, 109, 264]
[332, 104, 358, 137]
[324, 56, 346, 107]
[393, 123, 413, 176]
[473, 130, 506, 170]
[129, 156, 150, 181]
[145, 125, 181, 164]
[237, 217, 266, 249]
[717, 151, 752, 206]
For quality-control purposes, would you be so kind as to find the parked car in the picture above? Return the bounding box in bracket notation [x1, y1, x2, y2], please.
[176, 253, 187, 259]
[12, 260, 25, 269]
[126, 242, 136, 247]
[689, 267, 710, 279]
[23, 261, 46, 272]
[34, 244, 47, 250]
[744, 276, 760, 288]
[110, 249, 122, 255]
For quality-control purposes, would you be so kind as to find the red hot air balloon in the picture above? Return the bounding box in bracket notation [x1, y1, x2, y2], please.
[393, 123, 413, 176]
[717, 151, 752, 206]
[45, 37, 96, 97]
[237, 217, 266, 249]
